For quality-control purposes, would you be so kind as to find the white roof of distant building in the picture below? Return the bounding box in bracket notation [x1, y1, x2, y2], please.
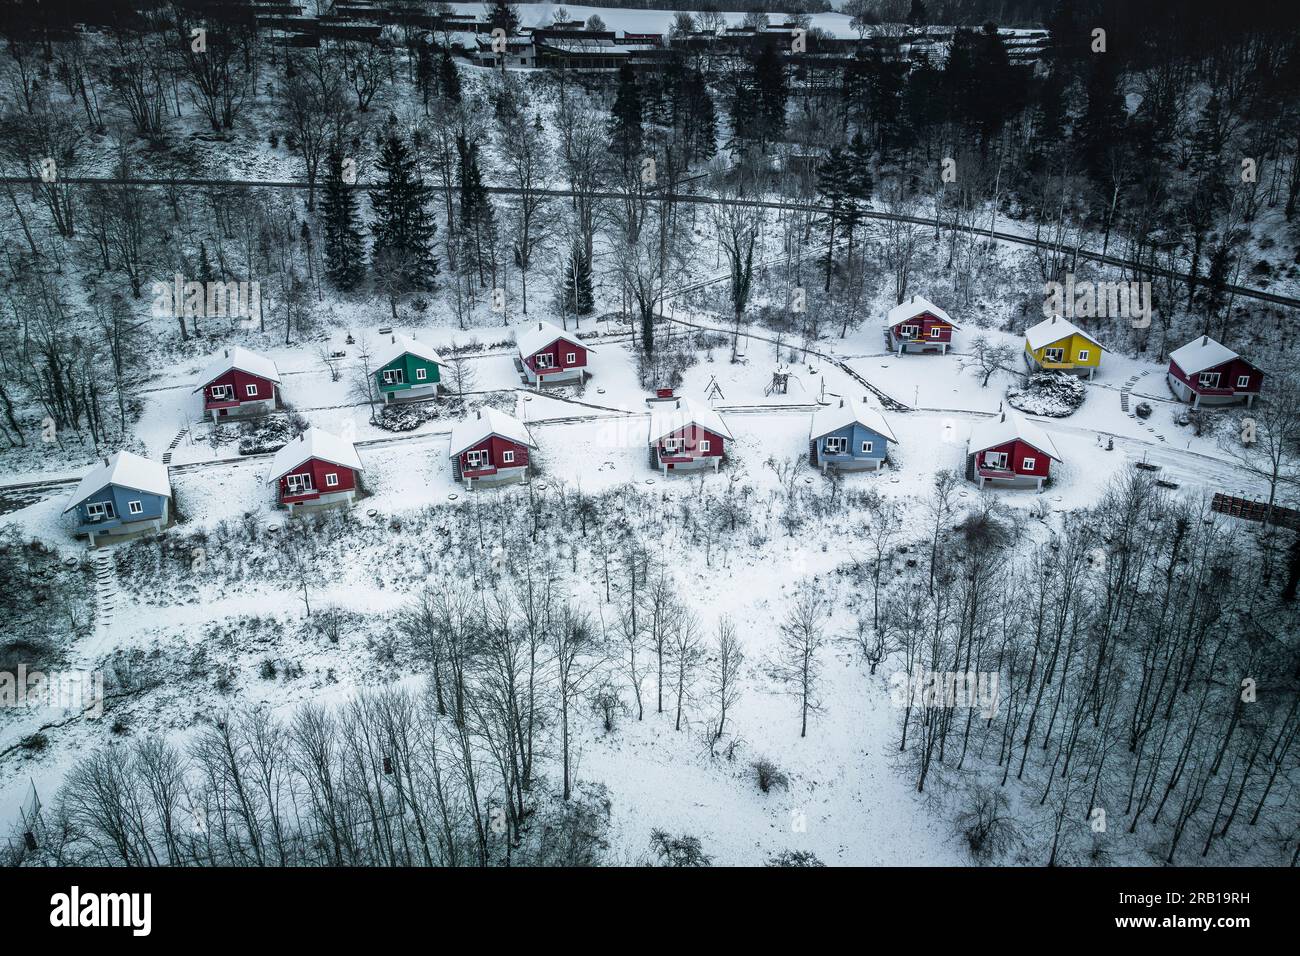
[967, 411, 1062, 461]
[449, 407, 536, 456]
[809, 398, 898, 444]
[64, 451, 171, 513]
[267, 428, 363, 483]
[375, 334, 447, 371]
[516, 320, 589, 358]
[193, 346, 282, 391]
[1169, 335, 1242, 376]
[1024, 314, 1104, 352]
[648, 396, 733, 444]
[886, 295, 957, 328]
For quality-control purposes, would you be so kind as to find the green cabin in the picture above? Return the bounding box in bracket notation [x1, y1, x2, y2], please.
[374, 334, 447, 403]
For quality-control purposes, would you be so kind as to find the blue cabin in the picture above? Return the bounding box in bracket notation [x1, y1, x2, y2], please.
[809, 398, 897, 472]
[64, 451, 173, 546]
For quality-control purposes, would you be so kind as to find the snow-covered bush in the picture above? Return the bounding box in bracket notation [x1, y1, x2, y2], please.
[238, 414, 305, 455]
[1005, 371, 1086, 417]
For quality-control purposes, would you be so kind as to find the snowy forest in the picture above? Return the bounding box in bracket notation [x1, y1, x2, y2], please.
[0, 0, 1297, 869]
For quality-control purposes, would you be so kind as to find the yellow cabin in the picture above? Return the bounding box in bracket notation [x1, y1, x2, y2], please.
[1023, 315, 1104, 380]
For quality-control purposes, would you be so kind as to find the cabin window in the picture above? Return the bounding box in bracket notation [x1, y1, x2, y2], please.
[245, 384, 258, 397]
[1236, 375, 1251, 389]
[1077, 350, 1089, 362]
[824, 437, 847, 454]
[382, 368, 405, 385]
[930, 327, 942, 338]
[285, 473, 314, 494]
[1022, 457, 1037, 471]
[86, 501, 115, 520]
[566, 352, 577, 365]
[983, 451, 1008, 470]
[1044, 347, 1065, 363]
[416, 368, 427, 381]
[663, 438, 680, 453]
[325, 473, 339, 488]
[699, 439, 711, 453]
[898, 324, 918, 338]
[1198, 372, 1220, 388]
[210, 384, 232, 400]
[862, 441, 873, 454]
[128, 500, 143, 515]
[535, 353, 554, 369]
[503, 450, 515, 464]
[466, 450, 490, 468]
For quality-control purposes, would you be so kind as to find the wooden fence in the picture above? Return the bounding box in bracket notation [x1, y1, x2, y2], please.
[1211, 493, 1300, 529]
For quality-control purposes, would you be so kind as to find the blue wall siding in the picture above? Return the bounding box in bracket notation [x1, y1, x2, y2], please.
[817, 422, 889, 462]
[75, 485, 168, 532]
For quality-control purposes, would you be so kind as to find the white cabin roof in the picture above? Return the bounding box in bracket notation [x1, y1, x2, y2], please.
[809, 398, 898, 443]
[1024, 314, 1104, 351]
[967, 411, 1062, 461]
[1169, 335, 1241, 376]
[449, 407, 537, 456]
[886, 295, 957, 328]
[267, 428, 363, 483]
[193, 346, 282, 391]
[648, 396, 733, 444]
[374, 334, 447, 371]
[64, 451, 171, 513]
[516, 320, 590, 358]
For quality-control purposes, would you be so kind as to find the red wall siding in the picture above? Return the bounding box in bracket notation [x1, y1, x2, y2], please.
[279, 458, 357, 503]
[460, 435, 531, 476]
[655, 425, 725, 461]
[975, 439, 1051, 477]
[1169, 357, 1262, 395]
[525, 338, 588, 374]
[890, 312, 954, 344]
[204, 369, 277, 409]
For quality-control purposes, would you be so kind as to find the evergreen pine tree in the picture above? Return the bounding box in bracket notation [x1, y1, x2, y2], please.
[752, 42, 788, 150]
[487, 0, 519, 35]
[608, 63, 644, 174]
[322, 144, 366, 291]
[456, 133, 498, 287]
[563, 241, 594, 319]
[816, 146, 852, 291]
[439, 48, 462, 103]
[371, 135, 438, 302]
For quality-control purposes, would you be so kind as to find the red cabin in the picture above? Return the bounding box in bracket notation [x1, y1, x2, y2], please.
[647, 396, 733, 475]
[449, 407, 536, 487]
[267, 428, 363, 511]
[885, 295, 959, 354]
[1167, 335, 1262, 408]
[517, 320, 592, 385]
[966, 411, 1062, 492]
[193, 346, 281, 421]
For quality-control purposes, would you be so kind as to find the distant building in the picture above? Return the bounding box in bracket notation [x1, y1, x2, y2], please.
[65, 452, 172, 547]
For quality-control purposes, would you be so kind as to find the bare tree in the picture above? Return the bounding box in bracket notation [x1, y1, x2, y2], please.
[775, 583, 828, 738]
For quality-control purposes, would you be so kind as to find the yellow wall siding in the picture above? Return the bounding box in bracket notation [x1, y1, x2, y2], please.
[1026, 333, 1102, 369]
